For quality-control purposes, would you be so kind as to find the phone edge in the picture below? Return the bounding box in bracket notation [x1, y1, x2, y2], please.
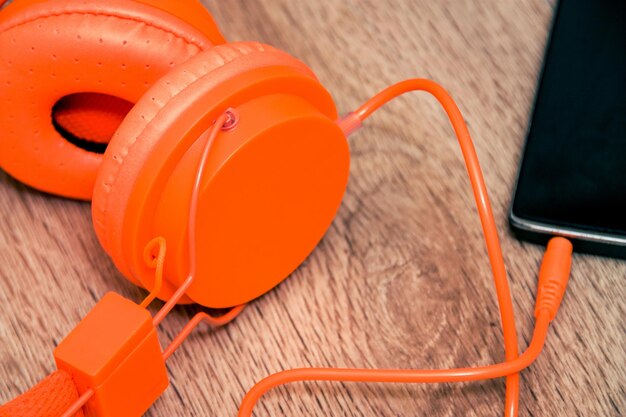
[508, 0, 626, 260]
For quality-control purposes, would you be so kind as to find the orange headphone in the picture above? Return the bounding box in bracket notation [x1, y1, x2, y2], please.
[0, 1, 574, 417]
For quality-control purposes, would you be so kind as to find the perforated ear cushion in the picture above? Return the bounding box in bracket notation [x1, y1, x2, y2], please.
[92, 42, 318, 281]
[0, 0, 221, 200]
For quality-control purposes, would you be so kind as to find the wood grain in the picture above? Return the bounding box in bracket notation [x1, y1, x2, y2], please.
[1, 1, 625, 416]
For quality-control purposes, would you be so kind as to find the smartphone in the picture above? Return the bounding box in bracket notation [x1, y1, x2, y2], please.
[510, 0, 626, 258]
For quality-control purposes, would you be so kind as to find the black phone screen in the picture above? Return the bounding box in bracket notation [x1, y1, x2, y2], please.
[512, 0, 626, 237]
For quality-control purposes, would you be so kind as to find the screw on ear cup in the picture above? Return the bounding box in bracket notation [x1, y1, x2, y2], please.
[0, 0, 222, 200]
[92, 42, 350, 307]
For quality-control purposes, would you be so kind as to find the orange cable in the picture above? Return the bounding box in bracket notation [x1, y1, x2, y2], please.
[236, 79, 572, 417]
[162, 305, 246, 360]
[355, 79, 520, 416]
[60, 389, 93, 417]
[139, 237, 167, 309]
[238, 312, 551, 416]
[153, 112, 246, 359]
[152, 113, 229, 326]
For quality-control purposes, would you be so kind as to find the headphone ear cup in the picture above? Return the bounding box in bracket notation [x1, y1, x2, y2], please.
[93, 42, 350, 307]
[92, 41, 316, 288]
[0, 0, 222, 200]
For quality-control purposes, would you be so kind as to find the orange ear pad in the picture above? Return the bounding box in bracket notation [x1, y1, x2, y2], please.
[92, 42, 351, 307]
[0, 0, 224, 200]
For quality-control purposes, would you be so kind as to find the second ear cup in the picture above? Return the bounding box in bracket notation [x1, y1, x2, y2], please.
[0, 0, 223, 199]
[93, 42, 351, 307]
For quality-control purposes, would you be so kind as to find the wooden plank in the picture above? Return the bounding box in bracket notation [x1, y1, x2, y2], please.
[1, 1, 624, 415]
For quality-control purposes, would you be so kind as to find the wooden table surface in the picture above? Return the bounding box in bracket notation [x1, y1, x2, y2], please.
[1, 1, 625, 416]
